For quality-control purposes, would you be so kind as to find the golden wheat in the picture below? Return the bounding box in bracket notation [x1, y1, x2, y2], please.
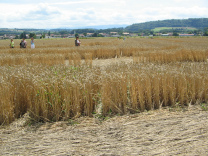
[0, 37, 208, 125]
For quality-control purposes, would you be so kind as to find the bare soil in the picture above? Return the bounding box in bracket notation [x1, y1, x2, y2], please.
[0, 105, 208, 156]
[65, 56, 133, 68]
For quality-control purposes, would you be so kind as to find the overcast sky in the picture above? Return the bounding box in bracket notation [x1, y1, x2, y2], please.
[0, 0, 208, 29]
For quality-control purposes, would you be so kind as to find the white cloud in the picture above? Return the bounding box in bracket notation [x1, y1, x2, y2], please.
[0, 0, 207, 28]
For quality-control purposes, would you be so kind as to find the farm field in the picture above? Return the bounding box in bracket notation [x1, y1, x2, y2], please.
[152, 27, 197, 32]
[0, 36, 208, 155]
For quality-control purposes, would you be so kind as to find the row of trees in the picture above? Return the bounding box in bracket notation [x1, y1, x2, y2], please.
[2, 26, 208, 39]
[74, 32, 104, 37]
[17, 28, 208, 38]
[16, 32, 46, 39]
[204, 27, 208, 36]
[137, 28, 208, 36]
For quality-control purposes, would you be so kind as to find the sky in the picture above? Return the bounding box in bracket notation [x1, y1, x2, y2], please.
[0, 0, 208, 29]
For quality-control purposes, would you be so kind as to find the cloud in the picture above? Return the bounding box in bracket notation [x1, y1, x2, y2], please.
[0, 0, 208, 28]
[0, 3, 62, 28]
[24, 3, 61, 21]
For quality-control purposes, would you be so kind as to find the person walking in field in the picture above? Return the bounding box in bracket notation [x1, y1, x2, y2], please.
[31, 37, 35, 49]
[75, 36, 81, 46]
[20, 38, 27, 48]
[10, 39, 14, 48]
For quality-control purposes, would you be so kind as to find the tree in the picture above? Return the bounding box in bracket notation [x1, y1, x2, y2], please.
[92, 33, 98, 37]
[173, 32, 179, 36]
[83, 32, 87, 37]
[48, 31, 51, 36]
[40, 33, 45, 39]
[75, 33, 79, 38]
[118, 31, 123, 36]
[42, 33, 45, 39]
[29, 33, 36, 38]
[59, 30, 68, 35]
[150, 30, 154, 35]
[203, 27, 208, 36]
[98, 34, 104, 37]
[204, 31, 208, 36]
[20, 31, 26, 39]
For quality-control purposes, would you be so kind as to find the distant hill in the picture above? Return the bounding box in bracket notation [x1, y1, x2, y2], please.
[125, 18, 208, 32]
[52, 24, 128, 30]
[76, 24, 128, 29]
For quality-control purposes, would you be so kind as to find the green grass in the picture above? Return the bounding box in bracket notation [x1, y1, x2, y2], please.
[201, 103, 208, 111]
[152, 27, 197, 32]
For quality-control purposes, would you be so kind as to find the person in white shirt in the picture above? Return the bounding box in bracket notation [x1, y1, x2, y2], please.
[31, 37, 35, 49]
[75, 36, 81, 46]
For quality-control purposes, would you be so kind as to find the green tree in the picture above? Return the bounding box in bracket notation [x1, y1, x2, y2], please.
[83, 32, 87, 37]
[59, 30, 68, 35]
[118, 31, 123, 36]
[97, 34, 104, 37]
[203, 27, 208, 36]
[204, 31, 208, 36]
[173, 32, 179, 36]
[92, 33, 98, 37]
[20, 31, 26, 39]
[150, 30, 154, 35]
[29, 33, 36, 38]
[42, 33, 45, 39]
[48, 31, 51, 36]
[75, 33, 79, 38]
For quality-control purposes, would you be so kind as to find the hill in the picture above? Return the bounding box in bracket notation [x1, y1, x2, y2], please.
[125, 18, 208, 32]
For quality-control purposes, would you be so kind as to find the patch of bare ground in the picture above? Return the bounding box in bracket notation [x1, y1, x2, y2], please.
[65, 57, 133, 68]
[0, 105, 208, 156]
[92, 57, 133, 67]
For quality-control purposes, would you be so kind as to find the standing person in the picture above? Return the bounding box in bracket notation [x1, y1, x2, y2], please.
[75, 36, 81, 46]
[20, 38, 27, 48]
[10, 39, 14, 48]
[31, 37, 35, 49]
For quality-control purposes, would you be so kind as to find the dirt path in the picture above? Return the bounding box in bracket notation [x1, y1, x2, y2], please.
[0, 105, 208, 156]
[65, 57, 133, 68]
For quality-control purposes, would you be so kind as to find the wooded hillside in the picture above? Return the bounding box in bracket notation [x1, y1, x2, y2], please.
[125, 18, 208, 32]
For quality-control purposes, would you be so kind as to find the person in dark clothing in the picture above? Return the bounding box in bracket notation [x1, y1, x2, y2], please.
[20, 38, 27, 48]
[75, 36, 81, 46]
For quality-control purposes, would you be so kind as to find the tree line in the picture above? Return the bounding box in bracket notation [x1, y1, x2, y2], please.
[1, 18, 208, 38]
[125, 18, 208, 32]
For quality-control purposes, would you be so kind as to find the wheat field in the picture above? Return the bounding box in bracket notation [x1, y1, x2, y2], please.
[0, 37, 208, 124]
